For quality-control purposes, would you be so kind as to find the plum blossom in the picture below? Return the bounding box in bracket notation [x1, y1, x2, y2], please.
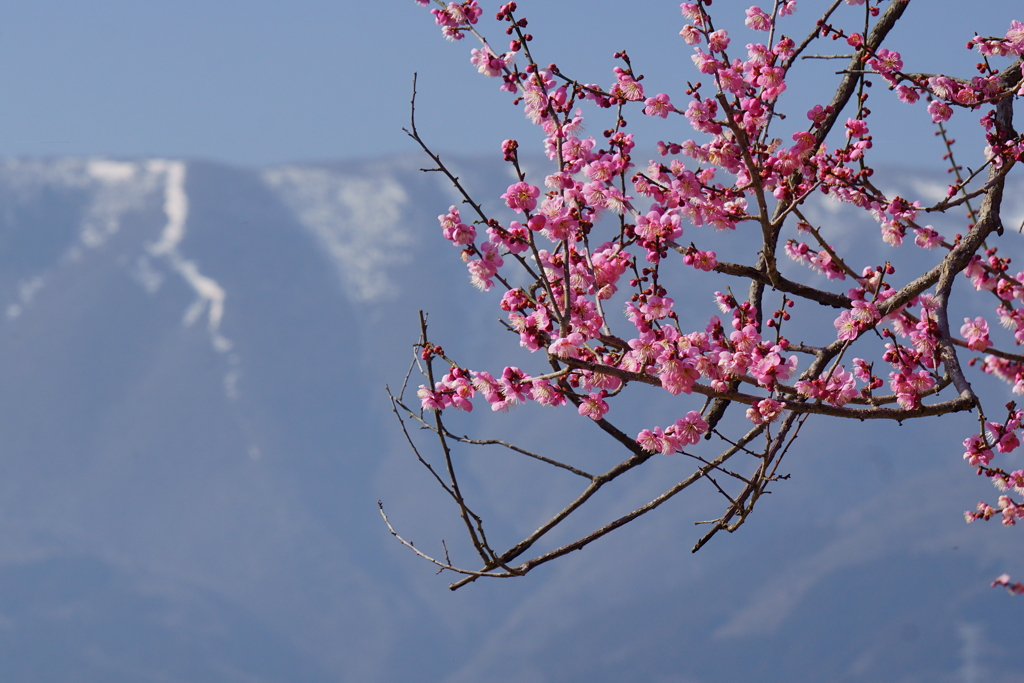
[679, 24, 702, 44]
[470, 46, 516, 77]
[746, 398, 785, 425]
[439, 206, 476, 245]
[610, 67, 644, 101]
[744, 6, 772, 31]
[578, 392, 609, 420]
[467, 242, 504, 290]
[834, 310, 860, 341]
[927, 100, 953, 123]
[845, 118, 869, 138]
[502, 181, 540, 213]
[673, 411, 709, 445]
[961, 317, 991, 351]
[644, 93, 675, 118]
[683, 249, 718, 271]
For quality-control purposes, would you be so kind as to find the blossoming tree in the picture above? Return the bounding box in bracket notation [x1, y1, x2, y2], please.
[382, 0, 1024, 594]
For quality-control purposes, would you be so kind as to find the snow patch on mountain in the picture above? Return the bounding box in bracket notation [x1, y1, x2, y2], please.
[0, 158, 234, 355]
[261, 166, 412, 303]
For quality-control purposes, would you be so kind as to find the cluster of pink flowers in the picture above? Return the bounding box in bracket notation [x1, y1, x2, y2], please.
[969, 20, 1024, 58]
[422, 0, 483, 40]
[637, 411, 709, 454]
[418, 363, 568, 414]
[411, 0, 1024, 587]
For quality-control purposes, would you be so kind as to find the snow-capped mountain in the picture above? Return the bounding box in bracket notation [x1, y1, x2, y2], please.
[0, 155, 1019, 682]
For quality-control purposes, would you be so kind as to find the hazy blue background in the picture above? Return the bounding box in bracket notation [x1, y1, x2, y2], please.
[0, 2, 1021, 681]
[0, 0, 1017, 167]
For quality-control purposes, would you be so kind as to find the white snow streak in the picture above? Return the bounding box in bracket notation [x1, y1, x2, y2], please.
[0, 158, 232, 355]
[146, 160, 231, 352]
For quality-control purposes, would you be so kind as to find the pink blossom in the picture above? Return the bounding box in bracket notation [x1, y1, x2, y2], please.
[658, 357, 699, 395]
[896, 85, 920, 104]
[673, 411, 709, 445]
[834, 311, 860, 341]
[914, 226, 943, 249]
[467, 242, 504, 291]
[644, 93, 675, 118]
[417, 385, 446, 411]
[640, 295, 675, 321]
[960, 317, 991, 351]
[845, 118, 869, 138]
[744, 6, 772, 31]
[746, 398, 785, 425]
[684, 98, 722, 135]
[502, 181, 540, 213]
[679, 24, 702, 44]
[470, 46, 515, 78]
[684, 250, 718, 271]
[549, 333, 584, 359]
[530, 379, 566, 406]
[439, 206, 477, 246]
[708, 29, 730, 52]
[637, 428, 666, 453]
[610, 67, 644, 101]
[679, 3, 701, 20]
[1006, 19, 1024, 54]
[963, 434, 994, 467]
[578, 392, 609, 420]
[927, 100, 953, 123]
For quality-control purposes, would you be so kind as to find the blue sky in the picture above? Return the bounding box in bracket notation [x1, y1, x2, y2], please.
[0, 1, 1018, 167]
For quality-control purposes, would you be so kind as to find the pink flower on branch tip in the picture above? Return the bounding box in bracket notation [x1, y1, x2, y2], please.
[744, 6, 772, 31]
[708, 29, 730, 52]
[991, 573, 1024, 595]
[845, 118, 869, 138]
[680, 3, 701, 21]
[610, 67, 645, 101]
